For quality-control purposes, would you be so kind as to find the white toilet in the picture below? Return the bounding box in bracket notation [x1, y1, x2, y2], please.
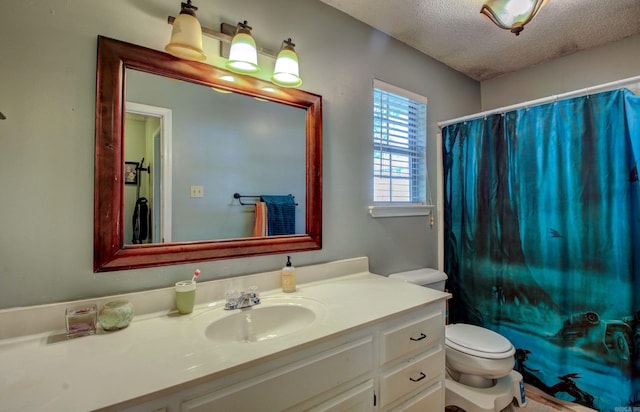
[389, 268, 526, 412]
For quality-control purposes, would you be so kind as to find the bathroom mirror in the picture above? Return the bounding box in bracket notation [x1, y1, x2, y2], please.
[123, 70, 307, 244]
[94, 36, 322, 272]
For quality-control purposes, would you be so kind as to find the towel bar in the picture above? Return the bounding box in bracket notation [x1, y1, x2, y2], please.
[233, 193, 298, 206]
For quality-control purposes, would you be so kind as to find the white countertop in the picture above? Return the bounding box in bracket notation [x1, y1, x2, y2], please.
[0, 268, 448, 411]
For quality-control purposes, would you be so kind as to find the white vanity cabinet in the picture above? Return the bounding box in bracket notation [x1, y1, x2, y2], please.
[0, 260, 451, 412]
[112, 300, 446, 412]
[182, 337, 375, 412]
[377, 306, 446, 410]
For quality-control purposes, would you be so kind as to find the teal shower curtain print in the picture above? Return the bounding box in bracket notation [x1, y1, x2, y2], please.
[442, 89, 640, 411]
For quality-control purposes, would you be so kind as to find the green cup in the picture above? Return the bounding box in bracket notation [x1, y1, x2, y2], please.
[175, 281, 196, 314]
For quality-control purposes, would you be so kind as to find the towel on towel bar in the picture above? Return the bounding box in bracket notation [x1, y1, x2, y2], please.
[252, 201, 268, 237]
[261, 195, 296, 236]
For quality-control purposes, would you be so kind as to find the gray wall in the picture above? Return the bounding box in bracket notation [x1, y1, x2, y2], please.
[0, 0, 479, 309]
[481, 34, 640, 110]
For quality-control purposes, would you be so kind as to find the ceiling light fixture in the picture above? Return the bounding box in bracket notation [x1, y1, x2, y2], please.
[480, 0, 548, 36]
[165, 0, 206, 61]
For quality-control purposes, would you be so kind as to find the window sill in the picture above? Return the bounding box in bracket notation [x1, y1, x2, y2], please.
[368, 205, 435, 218]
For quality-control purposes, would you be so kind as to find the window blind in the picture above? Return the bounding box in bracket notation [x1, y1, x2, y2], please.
[373, 82, 427, 204]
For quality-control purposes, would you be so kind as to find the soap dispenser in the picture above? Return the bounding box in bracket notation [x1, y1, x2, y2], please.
[281, 256, 296, 293]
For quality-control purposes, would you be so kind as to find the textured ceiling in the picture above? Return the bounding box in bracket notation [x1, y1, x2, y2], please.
[318, 0, 640, 81]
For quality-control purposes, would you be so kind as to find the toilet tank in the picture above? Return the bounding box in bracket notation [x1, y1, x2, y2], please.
[388, 268, 448, 291]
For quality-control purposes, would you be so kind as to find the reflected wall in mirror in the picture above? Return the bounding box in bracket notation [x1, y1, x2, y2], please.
[95, 36, 322, 272]
[124, 102, 171, 245]
[123, 70, 306, 245]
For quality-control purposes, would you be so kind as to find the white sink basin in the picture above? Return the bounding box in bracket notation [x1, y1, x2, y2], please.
[203, 298, 324, 344]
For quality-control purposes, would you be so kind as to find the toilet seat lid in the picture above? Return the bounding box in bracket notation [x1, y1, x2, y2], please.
[445, 324, 515, 359]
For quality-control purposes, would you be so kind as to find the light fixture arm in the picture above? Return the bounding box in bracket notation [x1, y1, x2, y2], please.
[167, 16, 278, 59]
[179, 0, 198, 17]
[237, 20, 251, 32]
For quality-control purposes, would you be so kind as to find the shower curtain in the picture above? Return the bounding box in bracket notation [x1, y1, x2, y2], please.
[442, 89, 640, 411]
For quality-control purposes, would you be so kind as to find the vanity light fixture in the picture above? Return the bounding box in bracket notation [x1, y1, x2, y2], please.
[165, 0, 206, 61]
[480, 0, 548, 36]
[166, 4, 303, 87]
[225, 21, 260, 74]
[271, 38, 302, 88]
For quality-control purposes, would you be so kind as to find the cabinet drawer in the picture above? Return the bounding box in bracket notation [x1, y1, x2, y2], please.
[381, 311, 444, 365]
[388, 381, 444, 412]
[378, 346, 444, 408]
[182, 337, 373, 412]
[307, 380, 374, 412]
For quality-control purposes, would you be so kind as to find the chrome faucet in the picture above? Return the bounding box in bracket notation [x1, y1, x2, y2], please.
[224, 287, 260, 310]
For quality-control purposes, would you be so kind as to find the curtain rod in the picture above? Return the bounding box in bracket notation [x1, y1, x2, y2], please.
[437, 75, 640, 128]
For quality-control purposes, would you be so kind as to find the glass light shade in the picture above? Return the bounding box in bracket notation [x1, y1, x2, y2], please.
[271, 40, 302, 88]
[480, 0, 548, 35]
[165, 11, 206, 61]
[226, 25, 259, 74]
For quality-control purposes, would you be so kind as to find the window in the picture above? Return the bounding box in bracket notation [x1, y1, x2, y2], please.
[372, 80, 427, 206]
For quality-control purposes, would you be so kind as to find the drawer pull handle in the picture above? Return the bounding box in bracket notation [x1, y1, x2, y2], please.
[410, 333, 427, 341]
[409, 372, 427, 382]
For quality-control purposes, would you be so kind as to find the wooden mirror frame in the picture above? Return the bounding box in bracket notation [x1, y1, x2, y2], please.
[94, 36, 322, 272]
